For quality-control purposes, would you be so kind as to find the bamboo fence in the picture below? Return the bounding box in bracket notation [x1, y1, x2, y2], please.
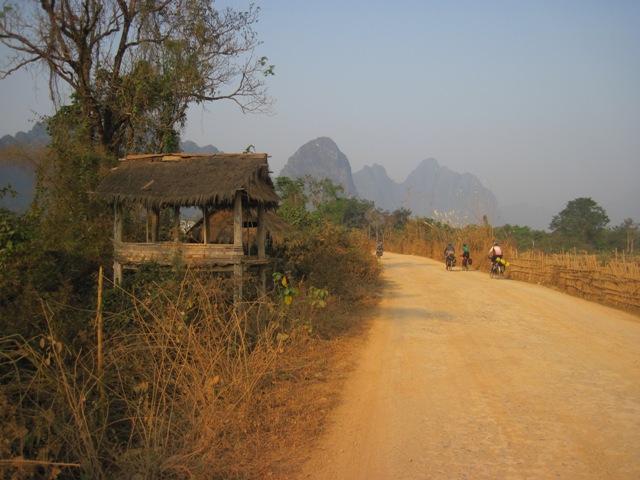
[507, 249, 640, 313]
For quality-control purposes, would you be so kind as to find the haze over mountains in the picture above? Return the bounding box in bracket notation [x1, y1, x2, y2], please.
[281, 137, 499, 226]
[2, 126, 637, 230]
[0, 126, 222, 212]
[277, 138, 639, 229]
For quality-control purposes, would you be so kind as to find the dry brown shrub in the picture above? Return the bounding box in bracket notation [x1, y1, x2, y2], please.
[282, 223, 381, 303]
[0, 261, 381, 479]
[0, 276, 281, 478]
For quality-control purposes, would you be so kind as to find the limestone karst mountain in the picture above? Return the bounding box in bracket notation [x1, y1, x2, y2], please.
[351, 164, 402, 210]
[396, 158, 499, 223]
[280, 137, 499, 224]
[279, 137, 358, 198]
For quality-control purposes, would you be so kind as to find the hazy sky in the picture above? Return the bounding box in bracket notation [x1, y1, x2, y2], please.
[1, 0, 639, 223]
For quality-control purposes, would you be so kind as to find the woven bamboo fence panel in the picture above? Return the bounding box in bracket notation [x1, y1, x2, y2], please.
[506, 250, 640, 312]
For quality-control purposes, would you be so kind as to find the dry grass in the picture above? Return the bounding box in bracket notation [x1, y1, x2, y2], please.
[1, 236, 381, 479]
[388, 218, 509, 272]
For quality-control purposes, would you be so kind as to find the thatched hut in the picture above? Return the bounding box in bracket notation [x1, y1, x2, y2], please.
[94, 153, 281, 293]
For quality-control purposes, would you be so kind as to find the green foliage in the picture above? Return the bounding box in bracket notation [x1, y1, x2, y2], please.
[272, 272, 299, 306]
[390, 207, 412, 230]
[0, 207, 26, 267]
[304, 175, 345, 210]
[276, 175, 383, 232]
[314, 197, 375, 228]
[604, 218, 638, 254]
[496, 224, 547, 251]
[37, 106, 114, 264]
[281, 222, 380, 301]
[275, 176, 315, 228]
[550, 197, 610, 250]
[307, 285, 330, 309]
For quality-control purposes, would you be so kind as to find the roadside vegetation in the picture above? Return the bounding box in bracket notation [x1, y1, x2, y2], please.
[1, 173, 381, 479]
[0, 3, 381, 478]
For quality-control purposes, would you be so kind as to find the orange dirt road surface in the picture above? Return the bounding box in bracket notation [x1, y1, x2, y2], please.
[300, 252, 640, 479]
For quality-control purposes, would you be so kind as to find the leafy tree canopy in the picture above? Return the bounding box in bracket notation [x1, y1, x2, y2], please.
[0, 0, 274, 156]
[549, 197, 610, 247]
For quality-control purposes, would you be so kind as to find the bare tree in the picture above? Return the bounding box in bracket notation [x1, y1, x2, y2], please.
[0, 0, 274, 155]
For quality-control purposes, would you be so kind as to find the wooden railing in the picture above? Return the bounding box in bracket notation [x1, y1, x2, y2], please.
[114, 242, 245, 266]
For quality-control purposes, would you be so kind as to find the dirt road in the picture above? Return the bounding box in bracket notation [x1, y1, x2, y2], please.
[299, 252, 640, 479]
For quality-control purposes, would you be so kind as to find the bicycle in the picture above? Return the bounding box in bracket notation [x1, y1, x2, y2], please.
[461, 256, 471, 271]
[489, 258, 506, 278]
[445, 254, 456, 271]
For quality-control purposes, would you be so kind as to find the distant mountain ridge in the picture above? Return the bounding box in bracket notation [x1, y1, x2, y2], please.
[0, 122, 50, 148]
[280, 137, 358, 197]
[6, 126, 634, 229]
[0, 125, 220, 212]
[0, 125, 221, 155]
[353, 164, 402, 210]
[280, 137, 499, 224]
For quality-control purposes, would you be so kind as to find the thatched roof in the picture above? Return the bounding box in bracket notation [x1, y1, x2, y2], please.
[189, 209, 296, 244]
[94, 153, 280, 209]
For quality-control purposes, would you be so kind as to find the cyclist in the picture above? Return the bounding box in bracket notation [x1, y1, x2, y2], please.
[444, 243, 455, 256]
[444, 243, 456, 269]
[488, 241, 503, 265]
[461, 243, 471, 269]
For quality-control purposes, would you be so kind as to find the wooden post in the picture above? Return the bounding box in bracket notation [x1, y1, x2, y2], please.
[96, 266, 105, 405]
[257, 203, 266, 259]
[202, 206, 210, 244]
[233, 191, 243, 304]
[146, 207, 151, 243]
[257, 203, 267, 295]
[173, 206, 180, 241]
[113, 203, 123, 284]
[150, 207, 160, 243]
[234, 191, 243, 250]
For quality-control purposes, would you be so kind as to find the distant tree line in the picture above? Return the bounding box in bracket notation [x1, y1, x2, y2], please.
[275, 176, 638, 256]
[498, 197, 636, 254]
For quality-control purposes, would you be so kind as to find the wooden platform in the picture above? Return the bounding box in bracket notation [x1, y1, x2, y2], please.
[114, 242, 269, 267]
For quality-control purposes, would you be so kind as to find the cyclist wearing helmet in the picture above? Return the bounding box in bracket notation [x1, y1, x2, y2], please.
[444, 242, 456, 269]
[488, 242, 503, 264]
[444, 243, 455, 257]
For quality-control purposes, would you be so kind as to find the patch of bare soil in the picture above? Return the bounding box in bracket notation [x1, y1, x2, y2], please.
[275, 252, 640, 479]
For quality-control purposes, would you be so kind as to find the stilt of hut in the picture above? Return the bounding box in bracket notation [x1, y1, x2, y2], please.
[233, 190, 243, 304]
[114, 203, 123, 285]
